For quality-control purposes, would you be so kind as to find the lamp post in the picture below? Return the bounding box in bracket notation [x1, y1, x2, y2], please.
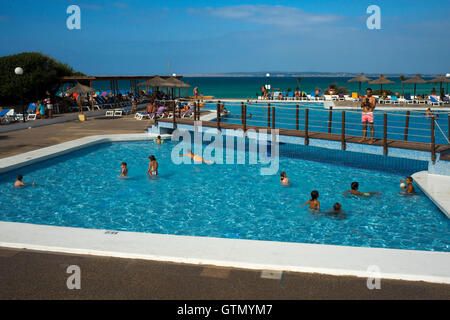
[14, 67, 25, 122]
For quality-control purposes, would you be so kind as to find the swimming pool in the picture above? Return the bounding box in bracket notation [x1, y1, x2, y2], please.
[202, 102, 450, 145]
[0, 139, 449, 252]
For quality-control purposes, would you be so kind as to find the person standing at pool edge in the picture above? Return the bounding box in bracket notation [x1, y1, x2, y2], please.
[359, 88, 376, 144]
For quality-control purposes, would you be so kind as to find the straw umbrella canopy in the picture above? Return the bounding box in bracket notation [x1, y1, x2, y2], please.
[64, 82, 96, 114]
[427, 75, 449, 95]
[164, 77, 191, 99]
[137, 76, 173, 88]
[402, 74, 427, 98]
[348, 73, 371, 96]
[368, 74, 395, 92]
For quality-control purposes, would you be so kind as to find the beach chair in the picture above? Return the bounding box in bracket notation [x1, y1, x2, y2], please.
[430, 96, 441, 106]
[113, 107, 132, 117]
[404, 94, 414, 104]
[27, 103, 37, 120]
[351, 92, 359, 102]
[0, 109, 14, 124]
[181, 105, 194, 118]
[150, 106, 167, 119]
[390, 95, 400, 104]
[287, 91, 294, 100]
[135, 111, 150, 120]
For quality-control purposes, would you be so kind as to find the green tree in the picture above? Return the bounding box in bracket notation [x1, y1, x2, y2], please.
[0, 52, 84, 104]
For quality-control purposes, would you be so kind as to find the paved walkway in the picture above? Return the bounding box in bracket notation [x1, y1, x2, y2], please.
[1, 247, 448, 299]
[0, 114, 154, 158]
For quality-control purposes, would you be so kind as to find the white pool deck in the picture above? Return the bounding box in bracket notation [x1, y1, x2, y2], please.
[412, 171, 450, 219]
[0, 133, 449, 284]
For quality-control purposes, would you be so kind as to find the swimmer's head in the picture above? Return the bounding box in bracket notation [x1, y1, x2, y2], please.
[310, 190, 319, 200]
[280, 171, 286, 179]
[406, 177, 413, 184]
[149, 155, 156, 161]
[121, 162, 127, 167]
[351, 182, 359, 190]
[17, 174, 23, 181]
[333, 203, 342, 212]
[157, 135, 161, 140]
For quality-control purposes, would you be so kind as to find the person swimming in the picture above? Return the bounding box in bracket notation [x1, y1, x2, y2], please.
[119, 162, 128, 177]
[345, 182, 380, 197]
[180, 149, 213, 164]
[400, 177, 415, 194]
[14, 174, 35, 188]
[155, 135, 163, 144]
[280, 171, 290, 185]
[301, 190, 320, 211]
[147, 155, 158, 176]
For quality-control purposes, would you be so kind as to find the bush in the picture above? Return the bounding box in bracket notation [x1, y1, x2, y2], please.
[0, 52, 84, 104]
[372, 89, 395, 96]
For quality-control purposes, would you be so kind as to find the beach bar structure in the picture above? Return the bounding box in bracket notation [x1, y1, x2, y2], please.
[59, 75, 189, 98]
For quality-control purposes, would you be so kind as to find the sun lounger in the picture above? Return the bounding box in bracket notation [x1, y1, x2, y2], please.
[181, 106, 194, 118]
[430, 96, 441, 106]
[404, 94, 414, 104]
[27, 103, 37, 120]
[135, 112, 150, 120]
[390, 95, 400, 104]
[0, 109, 18, 124]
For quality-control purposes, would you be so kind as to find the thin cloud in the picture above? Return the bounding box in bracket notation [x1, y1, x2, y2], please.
[187, 5, 343, 28]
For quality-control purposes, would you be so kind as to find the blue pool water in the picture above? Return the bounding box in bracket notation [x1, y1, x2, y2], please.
[202, 102, 450, 145]
[0, 140, 449, 252]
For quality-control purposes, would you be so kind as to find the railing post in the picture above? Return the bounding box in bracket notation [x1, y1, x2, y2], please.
[267, 103, 271, 128]
[431, 116, 436, 162]
[172, 101, 176, 127]
[243, 104, 247, 132]
[197, 100, 201, 120]
[194, 101, 198, 120]
[328, 106, 333, 134]
[216, 102, 221, 132]
[448, 113, 450, 143]
[305, 108, 309, 145]
[404, 111, 410, 141]
[241, 102, 244, 123]
[383, 113, 388, 155]
[341, 111, 346, 150]
[296, 104, 299, 130]
[272, 105, 275, 129]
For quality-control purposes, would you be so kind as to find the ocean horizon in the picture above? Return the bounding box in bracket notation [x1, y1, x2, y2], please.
[91, 76, 447, 99]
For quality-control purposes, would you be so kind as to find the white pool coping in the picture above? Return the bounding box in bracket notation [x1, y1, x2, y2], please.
[412, 171, 450, 219]
[0, 133, 449, 284]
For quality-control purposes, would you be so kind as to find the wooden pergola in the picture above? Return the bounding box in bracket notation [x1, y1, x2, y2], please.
[59, 75, 186, 97]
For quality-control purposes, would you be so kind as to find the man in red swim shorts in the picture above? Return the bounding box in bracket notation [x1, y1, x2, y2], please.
[359, 87, 376, 144]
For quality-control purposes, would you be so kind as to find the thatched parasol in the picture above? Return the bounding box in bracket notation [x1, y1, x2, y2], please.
[368, 74, 395, 92]
[427, 75, 450, 94]
[137, 76, 173, 88]
[64, 82, 96, 114]
[402, 74, 427, 98]
[348, 73, 371, 96]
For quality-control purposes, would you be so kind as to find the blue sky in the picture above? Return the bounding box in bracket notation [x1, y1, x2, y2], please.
[0, 0, 449, 75]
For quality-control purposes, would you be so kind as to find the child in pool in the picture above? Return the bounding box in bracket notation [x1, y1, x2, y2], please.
[147, 155, 158, 176]
[280, 171, 290, 185]
[155, 135, 163, 144]
[345, 182, 380, 197]
[14, 174, 35, 188]
[400, 177, 415, 194]
[119, 162, 128, 177]
[301, 190, 320, 210]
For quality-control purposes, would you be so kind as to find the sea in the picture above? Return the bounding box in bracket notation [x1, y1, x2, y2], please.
[91, 76, 446, 99]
